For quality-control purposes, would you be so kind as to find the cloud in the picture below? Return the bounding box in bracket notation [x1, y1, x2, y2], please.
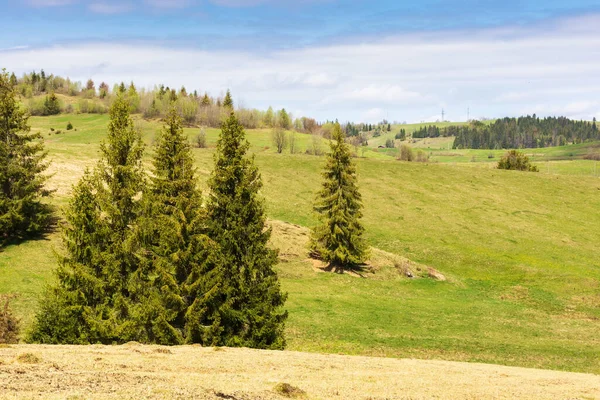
[89, 2, 133, 13]
[4, 13, 600, 122]
[26, 0, 75, 6]
[209, 0, 327, 6]
[144, 0, 193, 8]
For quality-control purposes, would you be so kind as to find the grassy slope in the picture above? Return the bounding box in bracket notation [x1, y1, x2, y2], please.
[1, 114, 600, 374]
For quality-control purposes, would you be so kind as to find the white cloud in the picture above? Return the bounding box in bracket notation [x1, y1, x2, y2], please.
[4, 13, 600, 122]
[89, 2, 133, 13]
[26, 0, 75, 6]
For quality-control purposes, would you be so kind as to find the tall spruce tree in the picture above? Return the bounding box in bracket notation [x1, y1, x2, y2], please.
[0, 69, 52, 242]
[309, 122, 368, 269]
[131, 106, 220, 344]
[206, 105, 287, 349]
[29, 95, 145, 343]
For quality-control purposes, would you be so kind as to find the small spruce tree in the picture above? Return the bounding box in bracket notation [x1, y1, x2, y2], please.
[43, 92, 61, 115]
[206, 103, 287, 349]
[0, 69, 52, 242]
[309, 122, 368, 269]
[222, 90, 233, 110]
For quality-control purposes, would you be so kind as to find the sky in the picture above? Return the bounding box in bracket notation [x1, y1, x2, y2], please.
[2, 0, 600, 123]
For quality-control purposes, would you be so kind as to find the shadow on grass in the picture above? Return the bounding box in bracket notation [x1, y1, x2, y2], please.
[322, 262, 372, 278]
[0, 209, 60, 252]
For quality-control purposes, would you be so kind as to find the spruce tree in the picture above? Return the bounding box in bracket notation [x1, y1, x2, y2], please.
[0, 69, 52, 242]
[131, 106, 219, 344]
[206, 106, 287, 349]
[222, 89, 233, 110]
[309, 122, 368, 269]
[29, 95, 145, 343]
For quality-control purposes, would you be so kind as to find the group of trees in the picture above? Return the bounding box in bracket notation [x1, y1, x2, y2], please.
[13, 70, 318, 132]
[8, 84, 367, 346]
[28, 92, 288, 348]
[446, 117, 598, 149]
[2, 66, 370, 347]
[402, 116, 599, 150]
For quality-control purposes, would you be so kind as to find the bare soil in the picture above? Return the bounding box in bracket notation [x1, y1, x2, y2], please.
[1, 344, 599, 399]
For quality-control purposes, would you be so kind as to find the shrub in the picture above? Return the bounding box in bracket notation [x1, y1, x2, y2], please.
[488, 152, 495, 159]
[385, 138, 395, 148]
[398, 144, 414, 161]
[0, 295, 20, 344]
[497, 150, 539, 172]
[583, 153, 600, 161]
[415, 150, 429, 162]
[271, 126, 288, 154]
[195, 129, 207, 148]
[66, 122, 73, 130]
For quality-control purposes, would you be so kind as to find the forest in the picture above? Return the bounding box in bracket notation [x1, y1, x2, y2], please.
[448, 117, 598, 149]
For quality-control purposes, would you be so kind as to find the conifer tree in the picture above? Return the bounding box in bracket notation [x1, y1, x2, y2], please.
[29, 95, 145, 343]
[206, 105, 287, 349]
[278, 108, 291, 130]
[131, 106, 219, 344]
[0, 69, 52, 242]
[222, 90, 233, 110]
[309, 122, 368, 269]
[43, 92, 60, 115]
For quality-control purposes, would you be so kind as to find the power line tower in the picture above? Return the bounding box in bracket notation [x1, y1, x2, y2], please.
[441, 109, 445, 122]
[467, 107, 470, 122]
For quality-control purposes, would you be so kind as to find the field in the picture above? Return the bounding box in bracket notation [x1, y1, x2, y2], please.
[1, 114, 600, 375]
[2, 344, 600, 399]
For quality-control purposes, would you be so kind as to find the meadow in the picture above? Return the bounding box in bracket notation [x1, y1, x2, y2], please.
[1, 114, 599, 374]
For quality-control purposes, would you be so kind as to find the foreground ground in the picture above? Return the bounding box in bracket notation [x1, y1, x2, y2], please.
[1, 344, 599, 399]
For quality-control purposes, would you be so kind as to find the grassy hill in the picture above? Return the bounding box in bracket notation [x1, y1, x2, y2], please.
[1, 114, 600, 374]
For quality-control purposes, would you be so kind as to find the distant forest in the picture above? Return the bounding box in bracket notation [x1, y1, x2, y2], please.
[412, 116, 599, 149]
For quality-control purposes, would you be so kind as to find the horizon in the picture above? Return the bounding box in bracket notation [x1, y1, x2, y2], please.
[3, 0, 600, 123]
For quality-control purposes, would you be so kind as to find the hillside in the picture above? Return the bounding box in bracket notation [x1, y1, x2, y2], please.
[2, 344, 600, 399]
[1, 114, 600, 374]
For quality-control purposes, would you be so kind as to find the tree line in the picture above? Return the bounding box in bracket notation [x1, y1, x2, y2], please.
[452, 116, 598, 149]
[1, 69, 368, 346]
[408, 116, 599, 149]
[12, 70, 321, 132]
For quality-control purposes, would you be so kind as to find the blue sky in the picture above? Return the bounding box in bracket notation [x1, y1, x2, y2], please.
[3, 0, 600, 122]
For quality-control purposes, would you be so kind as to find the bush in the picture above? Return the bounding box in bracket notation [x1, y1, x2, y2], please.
[398, 144, 414, 161]
[497, 150, 539, 172]
[385, 138, 395, 148]
[195, 129, 207, 148]
[415, 150, 429, 162]
[0, 295, 20, 344]
[66, 122, 73, 130]
[583, 153, 600, 161]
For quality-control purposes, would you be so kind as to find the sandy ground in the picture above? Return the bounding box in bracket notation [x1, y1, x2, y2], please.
[1, 344, 599, 399]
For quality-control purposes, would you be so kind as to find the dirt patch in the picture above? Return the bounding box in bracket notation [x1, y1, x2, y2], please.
[1, 344, 599, 399]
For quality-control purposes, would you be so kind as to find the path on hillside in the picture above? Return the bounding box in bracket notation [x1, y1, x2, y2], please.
[1, 344, 599, 399]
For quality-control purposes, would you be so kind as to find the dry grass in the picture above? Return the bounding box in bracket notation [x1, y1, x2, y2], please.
[0, 344, 599, 399]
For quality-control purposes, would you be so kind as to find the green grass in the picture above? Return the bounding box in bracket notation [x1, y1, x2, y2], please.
[1, 113, 600, 374]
